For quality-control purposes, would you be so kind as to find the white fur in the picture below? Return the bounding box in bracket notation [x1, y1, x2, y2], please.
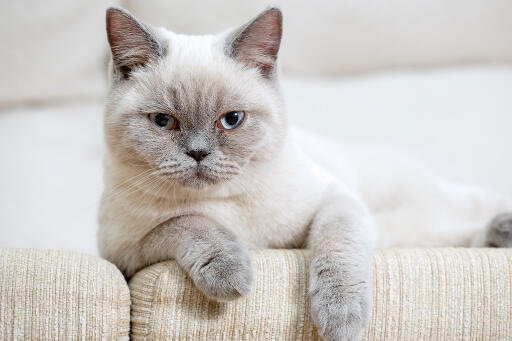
[98, 8, 512, 341]
[295, 129, 512, 248]
[98, 3, 512, 296]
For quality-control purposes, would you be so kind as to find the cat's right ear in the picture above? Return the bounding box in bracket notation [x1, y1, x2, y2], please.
[225, 8, 283, 79]
[106, 7, 165, 79]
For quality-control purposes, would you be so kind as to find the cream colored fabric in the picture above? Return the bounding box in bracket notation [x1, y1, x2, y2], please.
[130, 248, 512, 340]
[0, 1, 118, 107]
[124, 0, 512, 76]
[0, 249, 130, 341]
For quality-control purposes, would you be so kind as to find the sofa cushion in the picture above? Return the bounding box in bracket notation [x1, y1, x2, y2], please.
[0, 249, 130, 340]
[124, 0, 512, 75]
[0, 1, 117, 107]
[129, 248, 512, 340]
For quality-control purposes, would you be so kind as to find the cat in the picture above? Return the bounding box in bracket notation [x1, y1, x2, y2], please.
[98, 7, 512, 341]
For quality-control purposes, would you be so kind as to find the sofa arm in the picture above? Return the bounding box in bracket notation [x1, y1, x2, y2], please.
[0, 249, 130, 341]
[129, 248, 512, 340]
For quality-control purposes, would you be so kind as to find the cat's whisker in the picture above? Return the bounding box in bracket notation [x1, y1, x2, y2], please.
[171, 179, 178, 207]
[108, 166, 176, 201]
[82, 167, 156, 212]
[125, 160, 153, 167]
[156, 168, 187, 176]
[201, 165, 239, 178]
[234, 179, 260, 203]
[212, 162, 241, 171]
[108, 168, 154, 191]
[233, 175, 270, 202]
[128, 178, 166, 217]
[103, 170, 157, 202]
[159, 160, 180, 168]
[133, 173, 171, 208]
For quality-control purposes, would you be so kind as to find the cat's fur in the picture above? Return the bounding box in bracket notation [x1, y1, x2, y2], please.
[98, 7, 512, 341]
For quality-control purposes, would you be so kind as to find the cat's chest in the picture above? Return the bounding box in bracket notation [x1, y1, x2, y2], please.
[167, 191, 318, 248]
[159, 160, 329, 247]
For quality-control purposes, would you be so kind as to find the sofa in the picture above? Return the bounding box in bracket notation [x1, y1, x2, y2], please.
[1, 248, 512, 340]
[1, 0, 512, 340]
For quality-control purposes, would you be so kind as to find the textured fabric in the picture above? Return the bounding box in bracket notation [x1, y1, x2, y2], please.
[0, 249, 130, 341]
[130, 248, 512, 340]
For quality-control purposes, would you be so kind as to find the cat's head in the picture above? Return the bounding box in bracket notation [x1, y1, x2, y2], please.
[104, 7, 286, 189]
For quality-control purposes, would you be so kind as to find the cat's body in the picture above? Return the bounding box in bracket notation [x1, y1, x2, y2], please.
[100, 128, 511, 272]
[299, 131, 512, 248]
[98, 7, 512, 341]
[100, 128, 348, 271]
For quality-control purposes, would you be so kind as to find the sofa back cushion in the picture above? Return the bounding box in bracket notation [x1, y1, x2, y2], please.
[125, 0, 512, 76]
[0, 1, 116, 107]
[2, 1, 511, 106]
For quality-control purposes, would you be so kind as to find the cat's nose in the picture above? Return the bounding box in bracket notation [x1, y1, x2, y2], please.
[186, 149, 210, 162]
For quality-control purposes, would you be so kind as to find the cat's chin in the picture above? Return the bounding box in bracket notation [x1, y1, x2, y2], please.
[177, 170, 224, 190]
[175, 164, 237, 190]
[179, 176, 217, 190]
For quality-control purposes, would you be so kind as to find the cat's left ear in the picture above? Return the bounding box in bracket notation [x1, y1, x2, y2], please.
[106, 7, 165, 79]
[226, 8, 283, 79]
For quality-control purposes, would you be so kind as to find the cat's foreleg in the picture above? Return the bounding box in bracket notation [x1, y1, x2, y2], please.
[307, 190, 375, 341]
[139, 215, 253, 301]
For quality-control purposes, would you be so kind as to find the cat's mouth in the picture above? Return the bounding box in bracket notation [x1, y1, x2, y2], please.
[178, 165, 224, 189]
[158, 160, 240, 189]
[195, 166, 215, 181]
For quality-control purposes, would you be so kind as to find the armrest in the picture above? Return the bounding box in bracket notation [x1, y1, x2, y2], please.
[0, 249, 130, 340]
[130, 248, 512, 340]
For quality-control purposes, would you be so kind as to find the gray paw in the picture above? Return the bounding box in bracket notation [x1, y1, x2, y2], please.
[486, 212, 512, 248]
[309, 266, 371, 341]
[190, 242, 253, 301]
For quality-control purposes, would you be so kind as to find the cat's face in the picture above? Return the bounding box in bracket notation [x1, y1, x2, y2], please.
[104, 8, 285, 189]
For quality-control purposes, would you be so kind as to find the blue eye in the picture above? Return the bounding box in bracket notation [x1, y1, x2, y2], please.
[149, 113, 179, 130]
[217, 111, 245, 130]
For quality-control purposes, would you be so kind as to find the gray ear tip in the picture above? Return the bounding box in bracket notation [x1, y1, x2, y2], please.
[106, 7, 135, 44]
[263, 7, 283, 20]
[267, 7, 282, 15]
[106, 6, 133, 20]
[258, 7, 283, 31]
[106, 6, 122, 16]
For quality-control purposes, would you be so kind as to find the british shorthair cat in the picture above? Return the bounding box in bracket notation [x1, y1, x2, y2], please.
[98, 7, 512, 340]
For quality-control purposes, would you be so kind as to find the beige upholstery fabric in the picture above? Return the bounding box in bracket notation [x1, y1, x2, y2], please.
[130, 248, 512, 340]
[0, 249, 130, 341]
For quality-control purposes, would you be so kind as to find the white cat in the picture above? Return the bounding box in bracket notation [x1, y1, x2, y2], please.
[98, 7, 512, 341]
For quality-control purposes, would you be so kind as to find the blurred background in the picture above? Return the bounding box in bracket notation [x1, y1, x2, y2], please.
[1, 0, 511, 255]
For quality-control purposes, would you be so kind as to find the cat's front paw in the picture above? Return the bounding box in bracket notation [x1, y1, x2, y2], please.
[486, 212, 512, 248]
[310, 284, 370, 341]
[309, 261, 371, 341]
[190, 241, 253, 301]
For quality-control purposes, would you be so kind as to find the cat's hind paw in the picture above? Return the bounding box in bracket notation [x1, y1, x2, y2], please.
[486, 212, 512, 248]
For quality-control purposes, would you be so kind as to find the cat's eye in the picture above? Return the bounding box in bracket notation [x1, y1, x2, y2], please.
[149, 113, 179, 130]
[217, 111, 245, 130]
